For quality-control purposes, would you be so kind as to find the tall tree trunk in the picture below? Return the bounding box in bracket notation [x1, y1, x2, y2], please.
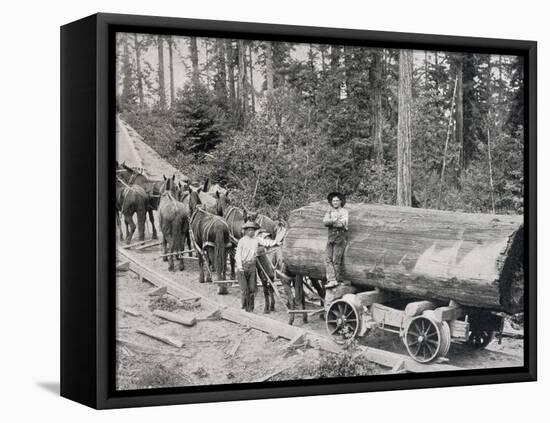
[204, 39, 211, 89]
[265, 41, 274, 93]
[226, 40, 236, 103]
[344, 46, 353, 99]
[121, 33, 133, 110]
[371, 50, 384, 164]
[215, 39, 227, 100]
[424, 50, 429, 90]
[157, 35, 166, 111]
[133, 34, 144, 109]
[330, 45, 341, 101]
[397, 49, 413, 207]
[320, 46, 326, 74]
[237, 39, 247, 125]
[248, 43, 255, 114]
[455, 54, 464, 170]
[167, 36, 175, 107]
[190, 36, 200, 86]
[434, 52, 439, 93]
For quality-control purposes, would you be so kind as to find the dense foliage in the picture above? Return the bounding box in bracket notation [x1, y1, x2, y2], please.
[117, 34, 524, 219]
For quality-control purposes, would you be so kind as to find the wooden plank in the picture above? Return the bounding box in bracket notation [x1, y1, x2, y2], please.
[133, 240, 162, 251]
[227, 338, 242, 356]
[158, 249, 195, 258]
[286, 331, 306, 348]
[136, 327, 184, 348]
[116, 261, 130, 272]
[390, 359, 406, 374]
[121, 240, 147, 249]
[287, 309, 324, 314]
[148, 286, 167, 296]
[116, 306, 141, 317]
[152, 309, 197, 327]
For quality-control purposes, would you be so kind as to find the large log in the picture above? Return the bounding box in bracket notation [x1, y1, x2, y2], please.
[282, 202, 523, 314]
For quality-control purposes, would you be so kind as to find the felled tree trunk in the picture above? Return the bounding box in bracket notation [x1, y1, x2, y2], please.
[282, 202, 524, 314]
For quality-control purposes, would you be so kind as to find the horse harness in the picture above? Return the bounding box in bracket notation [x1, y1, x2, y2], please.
[116, 176, 143, 212]
[223, 206, 242, 245]
[188, 207, 232, 281]
[190, 207, 233, 253]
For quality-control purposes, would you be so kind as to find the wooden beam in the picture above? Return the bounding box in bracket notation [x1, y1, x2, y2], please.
[404, 300, 436, 317]
[136, 327, 184, 348]
[152, 309, 197, 327]
[116, 306, 141, 317]
[228, 337, 242, 356]
[116, 261, 130, 271]
[133, 240, 162, 251]
[148, 286, 167, 296]
[434, 304, 464, 321]
[121, 240, 147, 249]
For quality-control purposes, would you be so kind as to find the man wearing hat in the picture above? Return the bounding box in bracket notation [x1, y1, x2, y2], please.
[323, 192, 349, 289]
[235, 220, 279, 312]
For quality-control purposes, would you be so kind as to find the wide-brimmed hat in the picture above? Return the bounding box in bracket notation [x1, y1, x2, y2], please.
[242, 221, 260, 230]
[327, 191, 346, 207]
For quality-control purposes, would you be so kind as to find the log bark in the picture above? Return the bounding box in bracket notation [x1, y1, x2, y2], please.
[282, 202, 523, 314]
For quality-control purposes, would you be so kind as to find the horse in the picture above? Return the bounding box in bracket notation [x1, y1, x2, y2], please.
[187, 187, 232, 295]
[159, 175, 189, 272]
[213, 191, 278, 278]
[255, 222, 326, 324]
[116, 178, 148, 244]
[117, 162, 165, 240]
[176, 182, 216, 255]
[177, 180, 218, 214]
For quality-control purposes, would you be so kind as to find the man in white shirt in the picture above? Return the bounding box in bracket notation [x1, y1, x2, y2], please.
[235, 220, 278, 312]
[323, 192, 349, 289]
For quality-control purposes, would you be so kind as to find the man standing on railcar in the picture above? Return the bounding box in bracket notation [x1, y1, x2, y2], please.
[323, 192, 348, 289]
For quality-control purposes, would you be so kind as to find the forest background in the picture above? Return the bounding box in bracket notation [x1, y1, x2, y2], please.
[116, 33, 524, 219]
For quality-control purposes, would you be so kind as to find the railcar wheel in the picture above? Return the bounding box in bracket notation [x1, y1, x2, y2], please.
[467, 329, 494, 349]
[423, 310, 452, 358]
[326, 300, 361, 344]
[404, 315, 443, 363]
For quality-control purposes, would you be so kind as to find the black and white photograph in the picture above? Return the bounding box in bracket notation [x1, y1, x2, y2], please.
[114, 31, 526, 390]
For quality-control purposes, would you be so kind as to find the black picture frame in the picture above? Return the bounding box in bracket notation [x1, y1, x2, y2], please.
[60, 12, 537, 409]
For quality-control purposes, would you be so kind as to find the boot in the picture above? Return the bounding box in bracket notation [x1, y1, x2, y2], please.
[241, 291, 248, 310]
[249, 293, 255, 312]
[269, 291, 276, 312]
[263, 293, 270, 314]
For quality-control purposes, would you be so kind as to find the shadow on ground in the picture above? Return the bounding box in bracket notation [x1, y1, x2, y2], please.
[36, 381, 59, 396]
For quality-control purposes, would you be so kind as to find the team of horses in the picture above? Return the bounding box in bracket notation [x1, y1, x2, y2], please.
[116, 162, 323, 322]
